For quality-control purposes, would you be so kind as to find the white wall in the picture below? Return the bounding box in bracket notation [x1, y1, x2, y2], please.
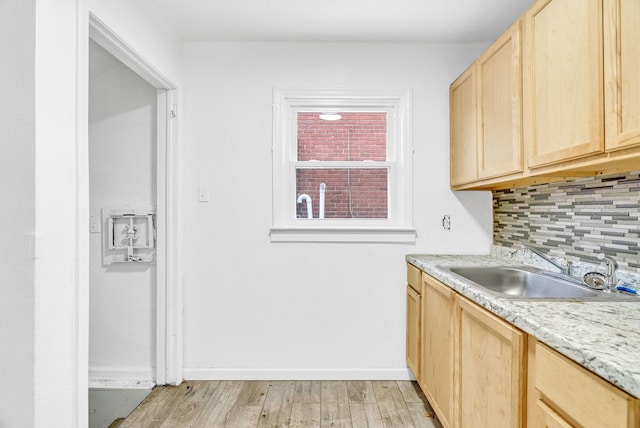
[89, 40, 157, 386]
[182, 42, 493, 379]
[34, 0, 86, 426]
[0, 0, 86, 426]
[0, 0, 36, 425]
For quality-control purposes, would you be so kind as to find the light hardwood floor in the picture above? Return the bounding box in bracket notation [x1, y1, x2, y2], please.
[116, 380, 442, 428]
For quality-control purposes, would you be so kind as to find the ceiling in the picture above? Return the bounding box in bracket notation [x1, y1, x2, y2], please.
[154, 0, 534, 43]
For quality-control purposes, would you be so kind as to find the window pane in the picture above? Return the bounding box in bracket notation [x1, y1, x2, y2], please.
[297, 112, 387, 161]
[296, 168, 388, 219]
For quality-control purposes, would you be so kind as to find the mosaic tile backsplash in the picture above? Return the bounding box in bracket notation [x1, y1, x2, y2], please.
[493, 171, 640, 272]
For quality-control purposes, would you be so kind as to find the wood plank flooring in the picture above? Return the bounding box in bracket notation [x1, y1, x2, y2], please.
[117, 380, 442, 428]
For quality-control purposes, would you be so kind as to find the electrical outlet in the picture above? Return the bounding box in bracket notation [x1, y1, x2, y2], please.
[198, 185, 210, 202]
[442, 214, 451, 231]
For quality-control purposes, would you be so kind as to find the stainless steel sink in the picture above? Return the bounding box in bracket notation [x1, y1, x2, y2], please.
[442, 266, 637, 301]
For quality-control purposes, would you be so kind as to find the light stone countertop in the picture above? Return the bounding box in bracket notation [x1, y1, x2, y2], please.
[406, 252, 640, 399]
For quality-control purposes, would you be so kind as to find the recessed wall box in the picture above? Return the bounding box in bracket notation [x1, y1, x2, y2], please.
[102, 206, 156, 264]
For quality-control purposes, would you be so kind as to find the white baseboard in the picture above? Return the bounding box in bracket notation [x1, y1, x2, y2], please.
[183, 368, 414, 381]
[89, 366, 155, 389]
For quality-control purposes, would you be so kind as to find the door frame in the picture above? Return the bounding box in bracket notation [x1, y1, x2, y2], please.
[88, 13, 182, 386]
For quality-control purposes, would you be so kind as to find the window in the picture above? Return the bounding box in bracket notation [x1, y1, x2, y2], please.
[271, 88, 415, 243]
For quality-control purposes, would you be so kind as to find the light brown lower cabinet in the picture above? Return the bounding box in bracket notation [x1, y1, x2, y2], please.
[421, 274, 454, 428]
[455, 295, 526, 428]
[406, 263, 422, 379]
[406, 286, 421, 378]
[406, 268, 640, 428]
[531, 342, 640, 428]
[408, 270, 525, 428]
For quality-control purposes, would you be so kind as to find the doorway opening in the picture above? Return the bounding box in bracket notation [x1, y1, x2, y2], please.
[87, 14, 180, 427]
[88, 36, 158, 384]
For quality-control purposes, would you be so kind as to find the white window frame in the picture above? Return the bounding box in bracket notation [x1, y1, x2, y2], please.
[271, 88, 415, 243]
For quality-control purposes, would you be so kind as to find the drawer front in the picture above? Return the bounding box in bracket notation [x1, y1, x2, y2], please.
[407, 263, 421, 293]
[535, 343, 639, 428]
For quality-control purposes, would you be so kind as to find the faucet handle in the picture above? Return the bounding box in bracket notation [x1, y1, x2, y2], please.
[565, 260, 573, 276]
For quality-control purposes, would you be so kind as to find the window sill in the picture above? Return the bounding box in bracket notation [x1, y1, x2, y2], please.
[269, 227, 417, 243]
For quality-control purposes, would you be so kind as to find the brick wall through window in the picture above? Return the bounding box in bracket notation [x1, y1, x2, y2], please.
[296, 112, 388, 219]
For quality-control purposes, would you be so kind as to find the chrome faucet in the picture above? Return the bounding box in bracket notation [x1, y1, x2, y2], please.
[597, 253, 618, 292]
[520, 245, 572, 276]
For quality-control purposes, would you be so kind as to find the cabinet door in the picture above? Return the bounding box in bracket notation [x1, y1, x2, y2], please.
[477, 20, 523, 179]
[536, 401, 575, 428]
[604, 0, 640, 151]
[455, 296, 526, 428]
[450, 65, 478, 186]
[421, 275, 454, 428]
[406, 285, 421, 379]
[524, 0, 604, 168]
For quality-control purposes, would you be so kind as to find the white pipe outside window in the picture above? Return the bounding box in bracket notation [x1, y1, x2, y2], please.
[319, 183, 326, 219]
[296, 194, 313, 219]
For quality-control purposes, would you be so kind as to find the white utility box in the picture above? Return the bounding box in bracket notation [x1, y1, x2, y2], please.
[102, 206, 155, 264]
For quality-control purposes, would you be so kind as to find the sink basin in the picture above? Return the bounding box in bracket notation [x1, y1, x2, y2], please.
[442, 266, 636, 301]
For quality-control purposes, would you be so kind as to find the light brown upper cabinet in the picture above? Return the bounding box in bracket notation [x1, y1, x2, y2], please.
[524, 0, 604, 169]
[450, 66, 479, 186]
[477, 20, 523, 179]
[604, 0, 640, 151]
[450, 0, 640, 190]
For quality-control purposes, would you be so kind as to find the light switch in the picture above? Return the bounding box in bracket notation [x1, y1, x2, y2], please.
[90, 215, 101, 233]
[198, 185, 210, 202]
